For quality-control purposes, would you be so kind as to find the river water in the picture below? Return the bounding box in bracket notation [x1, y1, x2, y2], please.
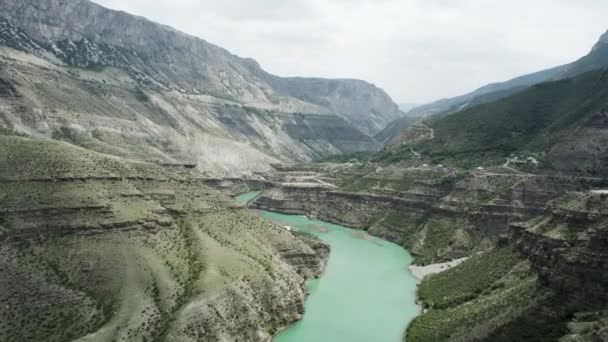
[234, 191, 419, 342]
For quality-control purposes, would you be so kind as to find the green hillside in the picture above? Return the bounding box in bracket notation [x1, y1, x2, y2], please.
[382, 68, 608, 170]
[404, 40, 608, 122]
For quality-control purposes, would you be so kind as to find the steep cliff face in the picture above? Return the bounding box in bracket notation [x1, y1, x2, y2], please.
[0, 132, 329, 342]
[511, 192, 608, 310]
[0, 0, 273, 101]
[404, 191, 608, 342]
[0, 44, 379, 175]
[0, 0, 401, 171]
[246, 162, 585, 265]
[243, 162, 608, 341]
[262, 75, 404, 136]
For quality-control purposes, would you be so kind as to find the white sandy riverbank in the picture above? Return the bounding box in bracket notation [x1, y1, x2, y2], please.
[408, 257, 469, 281]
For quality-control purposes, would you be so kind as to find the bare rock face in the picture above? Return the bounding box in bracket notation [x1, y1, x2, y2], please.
[283, 232, 330, 279]
[0, 31, 380, 175]
[0, 0, 267, 98]
[248, 164, 584, 265]
[0, 0, 402, 172]
[262, 76, 404, 136]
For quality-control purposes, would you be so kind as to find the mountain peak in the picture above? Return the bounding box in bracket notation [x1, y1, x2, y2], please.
[592, 29, 608, 51]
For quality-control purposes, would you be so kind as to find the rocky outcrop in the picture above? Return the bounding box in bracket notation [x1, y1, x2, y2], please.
[201, 178, 274, 196]
[251, 186, 434, 232]
[262, 76, 404, 136]
[247, 165, 584, 264]
[442, 191, 608, 341]
[250, 184, 468, 264]
[511, 192, 608, 310]
[282, 232, 330, 280]
[401, 190, 608, 342]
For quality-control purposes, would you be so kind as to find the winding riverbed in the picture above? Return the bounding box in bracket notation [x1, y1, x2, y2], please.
[235, 191, 419, 342]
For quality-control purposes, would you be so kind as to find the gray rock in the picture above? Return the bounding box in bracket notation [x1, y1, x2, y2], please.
[0, 0, 402, 151]
[593, 30, 608, 51]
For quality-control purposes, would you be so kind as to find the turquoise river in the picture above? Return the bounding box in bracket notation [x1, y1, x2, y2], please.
[234, 191, 420, 342]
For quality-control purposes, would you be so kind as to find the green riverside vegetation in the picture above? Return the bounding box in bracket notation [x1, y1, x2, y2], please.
[417, 247, 522, 309]
[407, 247, 543, 341]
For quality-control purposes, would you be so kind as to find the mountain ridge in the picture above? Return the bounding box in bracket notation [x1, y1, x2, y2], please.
[0, 0, 410, 176]
[0, 0, 402, 136]
[404, 29, 608, 121]
[593, 29, 608, 51]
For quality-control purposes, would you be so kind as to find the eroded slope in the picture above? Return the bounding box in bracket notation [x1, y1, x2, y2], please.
[0, 132, 328, 341]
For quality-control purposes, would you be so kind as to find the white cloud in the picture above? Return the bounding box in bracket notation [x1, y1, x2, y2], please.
[94, 0, 608, 103]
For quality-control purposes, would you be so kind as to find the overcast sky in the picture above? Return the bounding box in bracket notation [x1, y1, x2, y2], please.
[95, 0, 607, 104]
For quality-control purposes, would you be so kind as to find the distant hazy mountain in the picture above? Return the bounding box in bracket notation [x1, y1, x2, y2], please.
[399, 103, 419, 113]
[407, 30, 608, 118]
[262, 75, 404, 136]
[374, 103, 430, 144]
[374, 116, 418, 144]
[370, 29, 608, 147]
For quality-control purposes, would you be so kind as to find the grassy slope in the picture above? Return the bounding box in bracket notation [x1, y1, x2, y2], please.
[381, 68, 608, 168]
[417, 248, 521, 309]
[0, 135, 169, 179]
[0, 133, 311, 341]
[407, 247, 546, 341]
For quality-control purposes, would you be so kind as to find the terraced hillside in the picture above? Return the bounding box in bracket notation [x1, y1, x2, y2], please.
[250, 159, 600, 261]
[239, 156, 608, 341]
[408, 247, 545, 341]
[408, 191, 608, 341]
[0, 130, 329, 342]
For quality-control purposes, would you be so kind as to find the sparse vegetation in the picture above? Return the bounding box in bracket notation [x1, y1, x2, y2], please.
[0, 135, 314, 341]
